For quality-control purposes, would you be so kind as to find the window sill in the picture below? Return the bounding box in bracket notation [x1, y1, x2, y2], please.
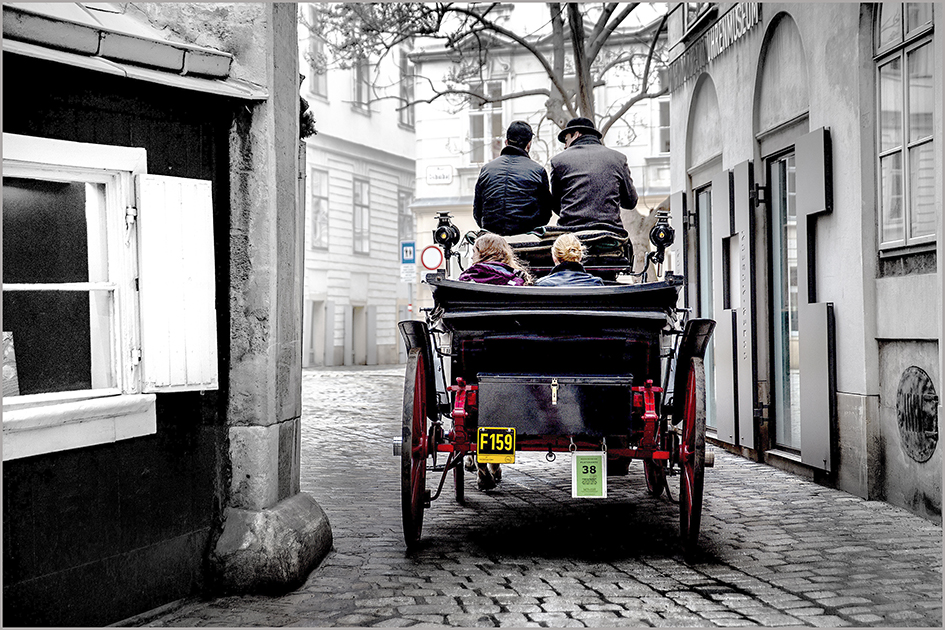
[2, 393, 156, 461]
[878, 241, 937, 259]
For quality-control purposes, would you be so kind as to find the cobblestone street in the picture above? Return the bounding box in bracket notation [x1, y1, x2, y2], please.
[138, 365, 942, 628]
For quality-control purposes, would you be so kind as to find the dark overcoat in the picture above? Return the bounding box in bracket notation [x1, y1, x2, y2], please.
[550, 135, 638, 231]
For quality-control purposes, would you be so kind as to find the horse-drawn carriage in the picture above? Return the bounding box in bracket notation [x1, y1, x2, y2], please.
[394, 212, 715, 556]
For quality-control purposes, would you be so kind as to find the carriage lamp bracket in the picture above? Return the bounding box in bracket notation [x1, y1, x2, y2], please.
[569, 436, 577, 453]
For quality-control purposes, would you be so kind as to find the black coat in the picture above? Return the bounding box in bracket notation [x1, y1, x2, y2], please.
[473, 145, 553, 236]
[550, 135, 638, 231]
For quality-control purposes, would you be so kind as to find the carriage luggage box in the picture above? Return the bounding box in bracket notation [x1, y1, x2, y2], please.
[477, 373, 635, 437]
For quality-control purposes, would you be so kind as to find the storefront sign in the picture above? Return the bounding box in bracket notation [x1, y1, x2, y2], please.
[668, 3, 761, 93]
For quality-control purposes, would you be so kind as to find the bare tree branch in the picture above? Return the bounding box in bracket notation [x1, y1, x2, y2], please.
[587, 2, 638, 63]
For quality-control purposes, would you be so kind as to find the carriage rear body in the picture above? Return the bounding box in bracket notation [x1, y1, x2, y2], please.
[396, 269, 715, 557]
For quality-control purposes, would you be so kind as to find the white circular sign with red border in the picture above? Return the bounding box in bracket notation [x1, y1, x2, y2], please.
[420, 245, 444, 270]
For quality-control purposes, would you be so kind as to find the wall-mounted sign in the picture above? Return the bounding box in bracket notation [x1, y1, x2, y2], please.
[426, 165, 453, 185]
[668, 3, 761, 93]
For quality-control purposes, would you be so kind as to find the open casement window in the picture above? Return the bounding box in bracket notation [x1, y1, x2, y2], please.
[2, 133, 218, 460]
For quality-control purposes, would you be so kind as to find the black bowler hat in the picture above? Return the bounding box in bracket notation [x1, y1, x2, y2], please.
[557, 117, 602, 142]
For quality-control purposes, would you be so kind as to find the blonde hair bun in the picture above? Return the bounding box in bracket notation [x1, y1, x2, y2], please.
[551, 233, 585, 263]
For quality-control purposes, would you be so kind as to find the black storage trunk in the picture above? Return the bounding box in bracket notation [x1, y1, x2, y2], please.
[477, 373, 635, 437]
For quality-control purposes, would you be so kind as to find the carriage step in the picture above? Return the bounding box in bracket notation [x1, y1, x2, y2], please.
[392, 437, 402, 457]
[705, 451, 715, 467]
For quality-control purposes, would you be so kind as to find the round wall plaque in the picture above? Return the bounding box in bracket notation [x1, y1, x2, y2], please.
[896, 366, 939, 463]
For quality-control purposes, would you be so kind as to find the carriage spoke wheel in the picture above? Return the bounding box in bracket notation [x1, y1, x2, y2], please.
[679, 357, 707, 558]
[401, 349, 428, 548]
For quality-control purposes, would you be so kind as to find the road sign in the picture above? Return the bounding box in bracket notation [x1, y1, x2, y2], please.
[401, 241, 416, 265]
[420, 245, 444, 270]
[400, 263, 416, 284]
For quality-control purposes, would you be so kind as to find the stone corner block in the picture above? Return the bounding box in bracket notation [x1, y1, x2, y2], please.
[209, 492, 332, 595]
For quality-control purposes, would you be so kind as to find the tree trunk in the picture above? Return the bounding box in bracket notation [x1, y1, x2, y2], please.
[567, 4, 594, 118]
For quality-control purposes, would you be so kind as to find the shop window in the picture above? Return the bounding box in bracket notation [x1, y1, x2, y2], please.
[310, 168, 329, 250]
[875, 3, 935, 250]
[694, 185, 716, 430]
[769, 152, 801, 451]
[2, 134, 219, 460]
[468, 80, 504, 164]
[353, 178, 371, 254]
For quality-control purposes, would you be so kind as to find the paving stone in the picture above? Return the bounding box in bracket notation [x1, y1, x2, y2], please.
[127, 366, 943, 629]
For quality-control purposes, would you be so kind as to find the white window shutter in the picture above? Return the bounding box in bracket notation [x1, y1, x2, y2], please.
[136, 174, 219, 392]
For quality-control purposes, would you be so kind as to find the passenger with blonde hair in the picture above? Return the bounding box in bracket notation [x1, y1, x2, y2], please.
[456, 233, 533, 490]
[457, 233, 533, 286]
[535, 233, 605, 286]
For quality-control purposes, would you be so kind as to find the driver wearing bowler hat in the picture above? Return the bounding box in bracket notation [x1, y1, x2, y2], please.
[550, 117, 638, 232]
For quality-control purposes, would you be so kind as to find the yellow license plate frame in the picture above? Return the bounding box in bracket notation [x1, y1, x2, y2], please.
[476, 427, 516, 464]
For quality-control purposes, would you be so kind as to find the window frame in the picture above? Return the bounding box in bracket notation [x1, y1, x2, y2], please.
[308, 33, 328, 99]
[398, 189, 415, 245]
[3, 133, 220, 460]
[352, 177, 371, 255]
[399, 49, 415, 129]
[309, 167, 329, 250]
[467, 79, 505, 165]
[874, 3, 935, 251]
[658, 98, 671, 154]
[352, 56, 371, 113]
[2, 134, 155, 460]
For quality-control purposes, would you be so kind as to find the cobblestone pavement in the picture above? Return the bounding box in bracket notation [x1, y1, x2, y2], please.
[141, 366, 942, 628]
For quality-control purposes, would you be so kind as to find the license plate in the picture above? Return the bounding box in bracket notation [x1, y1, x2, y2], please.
[476, 427, 516, 464]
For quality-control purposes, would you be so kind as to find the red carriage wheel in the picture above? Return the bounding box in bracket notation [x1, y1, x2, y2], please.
[401, 349, 428, 548]
[679, 357, 707, 558]
[644, 460, 666, 496]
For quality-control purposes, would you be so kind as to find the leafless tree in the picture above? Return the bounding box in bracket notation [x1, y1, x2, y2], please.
[300, 2, 669, 139]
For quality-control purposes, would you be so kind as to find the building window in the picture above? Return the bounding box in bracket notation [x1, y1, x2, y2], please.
[468, 80, 504, 164]
[694, 185, 716, 430]
[399, 50, 415, 128]
[769, 152, 800, 451]
[353, 178, 370, 254]
[2, 134, 218, 460]
[658, 99, 671, 153]
[683, 3, 713, 34]
[310, 168, 329, 249]
[308, 34, 328, 99]
[875, 3, 935, 249]
[353, 56, 371, 112]
[398, 189, 414, 243]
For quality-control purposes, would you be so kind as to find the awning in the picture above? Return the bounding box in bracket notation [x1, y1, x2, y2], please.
[2, 2, 268, 101]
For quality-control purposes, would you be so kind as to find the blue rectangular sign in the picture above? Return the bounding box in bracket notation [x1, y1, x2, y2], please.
[401, 241, 416, 264]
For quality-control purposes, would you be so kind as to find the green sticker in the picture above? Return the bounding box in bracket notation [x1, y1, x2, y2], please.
[572, 453, 606, 498]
